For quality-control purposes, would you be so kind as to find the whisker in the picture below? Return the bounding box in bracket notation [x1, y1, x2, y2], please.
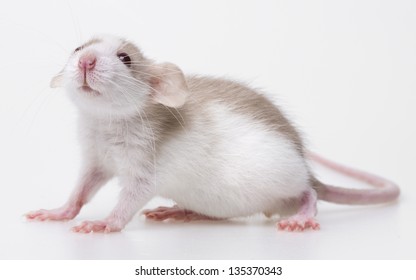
[107, 70, 192, 131]
[103, 79, 158, 153]
[109, 72, 188, 130]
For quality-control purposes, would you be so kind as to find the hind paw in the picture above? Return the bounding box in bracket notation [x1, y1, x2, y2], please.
[143, 205, 215, 222]
[278, 218, 320, 231]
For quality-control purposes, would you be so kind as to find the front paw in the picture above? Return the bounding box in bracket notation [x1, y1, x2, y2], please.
[26, 206, 79, 221]
[72, 220, 122, 233]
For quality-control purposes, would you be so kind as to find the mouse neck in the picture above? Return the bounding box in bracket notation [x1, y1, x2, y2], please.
[74, 99, 152, 121]
[77, 101, 179, 124]
[78, 108, 140, 121]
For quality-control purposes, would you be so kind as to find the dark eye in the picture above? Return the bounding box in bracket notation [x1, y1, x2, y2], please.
[74, 46, 83, 53]
[118, 52, 131, 67]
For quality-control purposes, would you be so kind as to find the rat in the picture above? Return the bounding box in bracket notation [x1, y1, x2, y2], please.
[25, 35, 400, 233]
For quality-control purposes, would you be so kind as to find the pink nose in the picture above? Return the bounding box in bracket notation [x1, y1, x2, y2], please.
[78, 54, 96, 70]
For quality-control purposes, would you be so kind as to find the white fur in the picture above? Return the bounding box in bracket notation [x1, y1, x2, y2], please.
[62, 36, 149, 117]
[156, 102, 309, 218]
[76, 112, 159, 230]
[77, 100, 309, 220]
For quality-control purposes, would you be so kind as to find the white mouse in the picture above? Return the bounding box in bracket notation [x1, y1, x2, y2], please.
[26, 35, 400, 233]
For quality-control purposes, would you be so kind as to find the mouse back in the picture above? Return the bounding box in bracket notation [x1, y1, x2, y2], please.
[184, 76, 304, 152]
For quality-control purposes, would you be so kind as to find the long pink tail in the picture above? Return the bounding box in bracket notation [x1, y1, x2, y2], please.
[308, 152, 400, 205]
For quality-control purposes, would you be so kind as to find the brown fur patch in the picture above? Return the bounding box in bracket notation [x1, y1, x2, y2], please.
[118, 41, 144, 61]
[118, 41, 153, 84]
[184, 76, 304, 153]
[137, 75, 305, 160]
[75, 38, 102, 52]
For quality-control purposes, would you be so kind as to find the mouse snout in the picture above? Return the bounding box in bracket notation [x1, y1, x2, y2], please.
[78, 53, 96, 71]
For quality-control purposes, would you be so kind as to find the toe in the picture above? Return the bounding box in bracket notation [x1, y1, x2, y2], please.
[305, 219, 320, 230]
[278, 218, 318, 232]
[277, 220, 288, 230]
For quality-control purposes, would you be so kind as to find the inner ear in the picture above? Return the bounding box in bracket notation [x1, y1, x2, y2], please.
[50, 70, 64, 88]
[148, 62, 189, 108]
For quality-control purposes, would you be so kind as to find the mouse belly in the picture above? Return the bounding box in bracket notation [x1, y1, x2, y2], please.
[155, 111, 310, 218]
[156, 157, 309, 219]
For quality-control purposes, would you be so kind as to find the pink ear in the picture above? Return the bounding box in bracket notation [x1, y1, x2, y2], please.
[149, 62, 189, 108]
[50, 70, 64, 88]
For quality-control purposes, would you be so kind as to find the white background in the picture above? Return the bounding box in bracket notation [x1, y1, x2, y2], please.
[0, 0, 415, 259]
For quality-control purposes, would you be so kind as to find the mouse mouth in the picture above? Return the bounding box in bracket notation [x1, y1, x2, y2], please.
[79, 85, 100, 95]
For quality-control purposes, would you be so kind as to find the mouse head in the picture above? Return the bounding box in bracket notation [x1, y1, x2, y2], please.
[51, 35, 189, 117]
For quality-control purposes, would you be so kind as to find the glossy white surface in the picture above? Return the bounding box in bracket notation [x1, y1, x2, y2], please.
[0, 0, 414, 259]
